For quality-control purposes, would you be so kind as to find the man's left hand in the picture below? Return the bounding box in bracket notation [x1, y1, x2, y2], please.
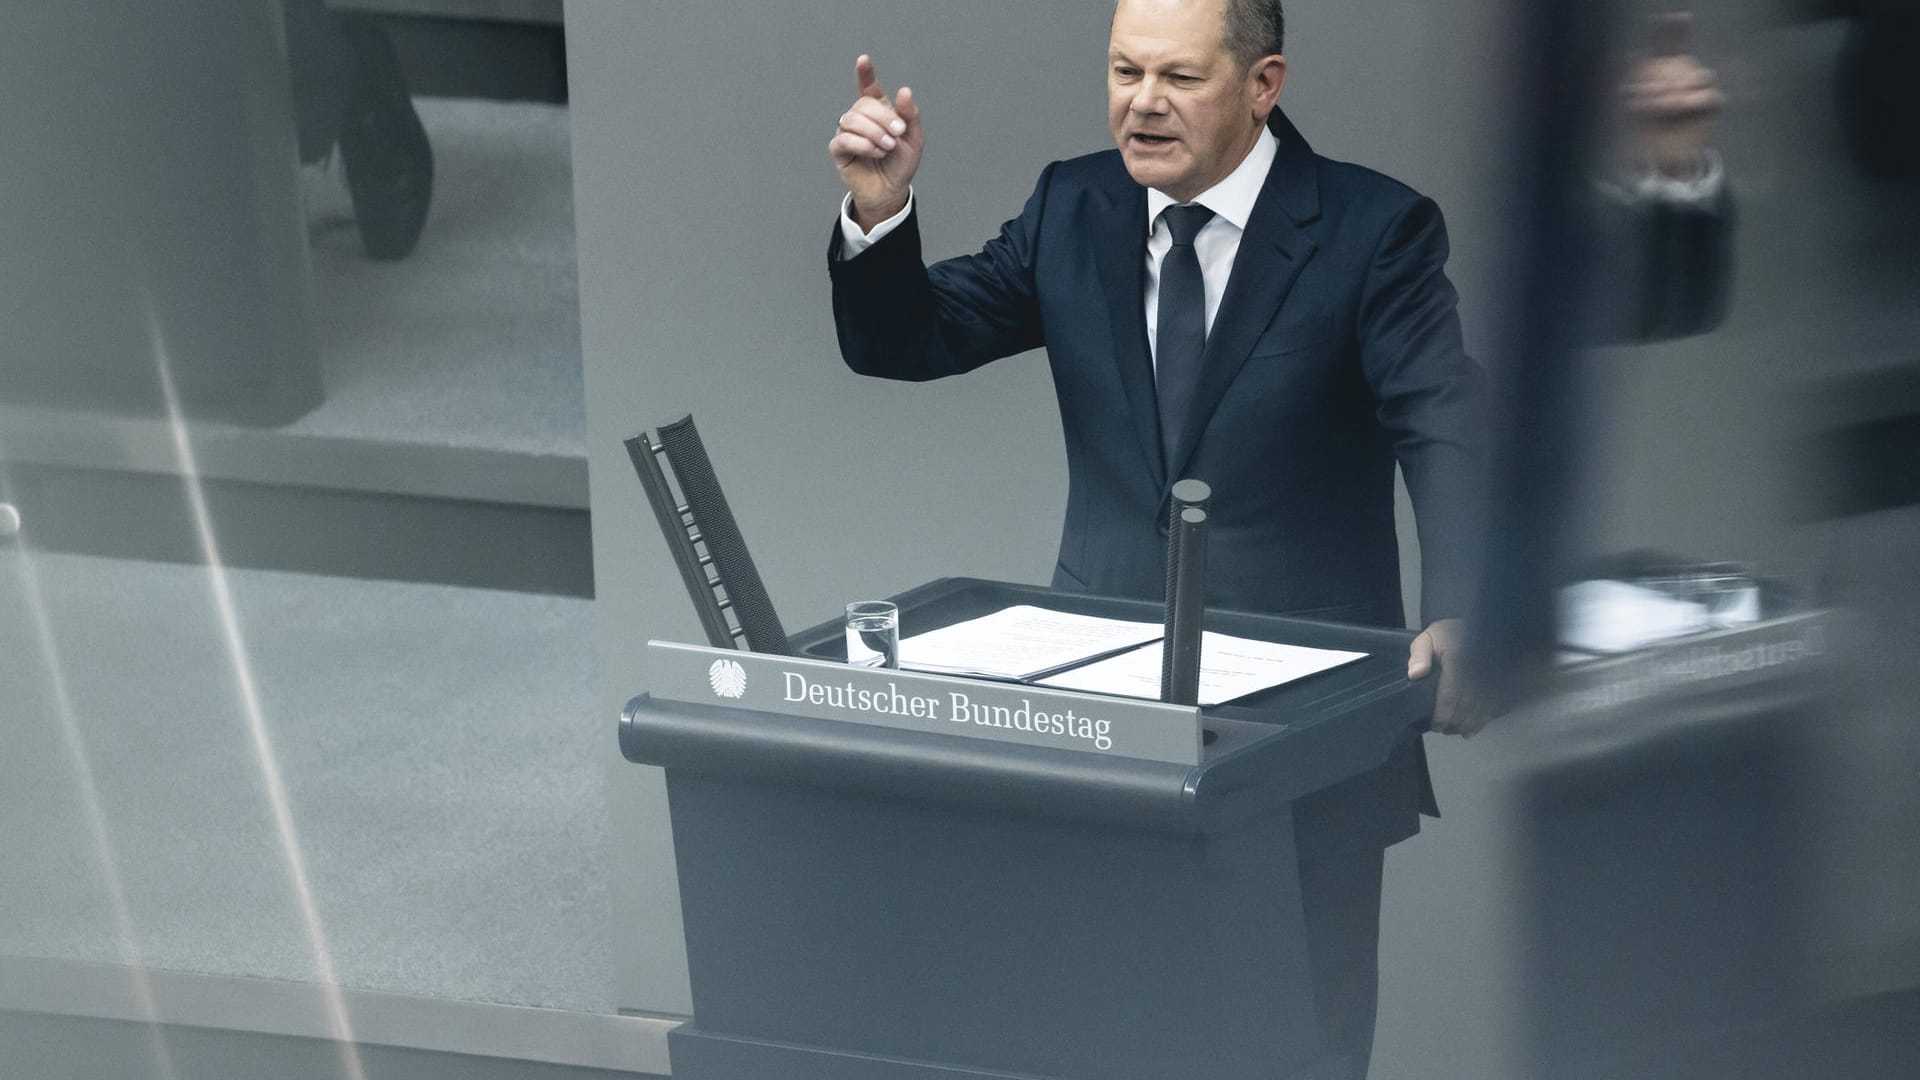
[1408, 618, 1485, 737]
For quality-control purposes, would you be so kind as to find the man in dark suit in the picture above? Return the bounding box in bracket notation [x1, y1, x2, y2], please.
[828, 2, 1482, 1074]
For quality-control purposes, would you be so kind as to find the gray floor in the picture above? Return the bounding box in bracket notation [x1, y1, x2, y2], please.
[291, 97, 584, 457]
[0, 547, 612, 1015]
[0, 93, 609, 1019]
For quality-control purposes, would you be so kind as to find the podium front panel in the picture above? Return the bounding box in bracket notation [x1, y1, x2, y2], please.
[621, 578, 1434, 1080]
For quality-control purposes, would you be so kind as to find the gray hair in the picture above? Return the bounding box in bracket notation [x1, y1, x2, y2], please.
[1222, 0, 1284, 67]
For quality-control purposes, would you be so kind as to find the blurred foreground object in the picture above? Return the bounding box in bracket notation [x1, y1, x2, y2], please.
[1477, 1, 1920, 1074]
[1504, 556, 1842, 1078]
[1473, 3, 1738, 691]
[1615, 13, 1725, 180]
[283, 0, 434, 260]
[1832, 3, 1920, 179]
[1591, 10, 1734, 344]
[1795, 364, 1920, 522]
[0, 2, 322, 425]
[1557, 561, 1760, 656]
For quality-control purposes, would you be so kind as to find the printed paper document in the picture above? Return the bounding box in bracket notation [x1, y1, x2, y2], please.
[897, 605, 1165, 680]
[1036, 631, 1368, 705]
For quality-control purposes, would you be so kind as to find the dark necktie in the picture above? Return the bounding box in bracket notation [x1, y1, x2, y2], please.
[1155, 203, 1215, 464]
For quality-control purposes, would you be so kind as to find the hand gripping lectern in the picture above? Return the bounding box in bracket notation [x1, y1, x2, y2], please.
[621, 578, 1433, 1080]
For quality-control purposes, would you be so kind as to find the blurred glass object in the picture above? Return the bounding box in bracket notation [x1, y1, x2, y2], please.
[283, 0, 435, 262]
[0, 4, 321, 425]
[0, 3, 593, 1073]
[1474, 0, 1920, 1075]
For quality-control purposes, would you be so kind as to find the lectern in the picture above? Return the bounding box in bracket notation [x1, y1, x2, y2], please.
[621, 578, 1433, 1080]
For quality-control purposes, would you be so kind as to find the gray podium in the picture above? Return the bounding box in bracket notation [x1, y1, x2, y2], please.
[1501, 600, 1841, 1079]
[621, 578, 1433, 1080]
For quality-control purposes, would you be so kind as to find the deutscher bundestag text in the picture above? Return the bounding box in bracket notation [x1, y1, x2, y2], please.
[783, 672, 1114, 750]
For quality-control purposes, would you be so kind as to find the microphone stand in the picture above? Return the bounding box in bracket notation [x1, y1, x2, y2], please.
[1160, 479, 1211, 705]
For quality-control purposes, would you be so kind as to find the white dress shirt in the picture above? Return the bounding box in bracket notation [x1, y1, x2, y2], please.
[838, 190, 915, 256]
[1141, 127, 1276, 369]
[1598, 149, 1727, 207]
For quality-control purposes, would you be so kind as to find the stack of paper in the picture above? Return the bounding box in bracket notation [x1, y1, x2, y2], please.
[1036, 632, 1367, 706]
[896, 605, 1369, 705]
[897, 605, 1164, 680]
[1557, 579, 1712, 654]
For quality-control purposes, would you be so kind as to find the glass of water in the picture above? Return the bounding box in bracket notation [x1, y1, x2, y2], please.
[845, 601, 899, 668]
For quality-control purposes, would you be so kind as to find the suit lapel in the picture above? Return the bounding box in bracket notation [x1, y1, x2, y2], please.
[1091, 179, 1167, 488]
[1165, 110, 1324, 484]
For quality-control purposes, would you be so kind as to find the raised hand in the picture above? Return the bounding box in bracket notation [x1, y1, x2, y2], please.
[1617, 13, 1725, 179]
[829, 55, 925, 230]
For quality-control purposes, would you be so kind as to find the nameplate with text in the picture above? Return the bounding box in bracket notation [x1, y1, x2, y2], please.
[646, 641, 1202, 765]
[1547, 609, 1836, 717]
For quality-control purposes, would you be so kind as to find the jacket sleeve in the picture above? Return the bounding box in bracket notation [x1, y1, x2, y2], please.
[827, 163, 1056, 381]
[1585, 184, 1735, 345]
[1356, 195, 1487, 624]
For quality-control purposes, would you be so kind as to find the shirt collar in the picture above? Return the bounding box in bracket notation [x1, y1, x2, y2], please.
[1145, 126, 1278, 236]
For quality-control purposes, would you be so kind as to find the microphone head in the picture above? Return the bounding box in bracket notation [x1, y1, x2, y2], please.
[1170, 478, 1212, 507]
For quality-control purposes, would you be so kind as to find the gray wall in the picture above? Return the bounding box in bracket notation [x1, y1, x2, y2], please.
[572, 0, 1114, 1019]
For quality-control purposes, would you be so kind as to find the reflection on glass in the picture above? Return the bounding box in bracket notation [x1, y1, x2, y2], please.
[1, 3, 593, 1072]
[1481, 3, 1920, 1076]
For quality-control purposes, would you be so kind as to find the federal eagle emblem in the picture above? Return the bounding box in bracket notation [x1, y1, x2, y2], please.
[707, 658, 748, 699]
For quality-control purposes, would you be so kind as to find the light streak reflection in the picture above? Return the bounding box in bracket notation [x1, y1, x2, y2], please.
[4, 486, 180, 1080]
[147, 309, 368, 1080]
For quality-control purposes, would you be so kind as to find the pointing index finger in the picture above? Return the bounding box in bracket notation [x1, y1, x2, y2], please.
[856, 54, 886, 100]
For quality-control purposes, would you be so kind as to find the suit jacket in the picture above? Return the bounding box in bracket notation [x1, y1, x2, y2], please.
[829, 110, 1483, 854]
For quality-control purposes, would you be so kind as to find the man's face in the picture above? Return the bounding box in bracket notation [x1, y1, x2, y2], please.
[1107, 0, 1281, 203]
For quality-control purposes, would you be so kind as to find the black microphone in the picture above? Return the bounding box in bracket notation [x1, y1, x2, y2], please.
[1161, 480, 1211, 705]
